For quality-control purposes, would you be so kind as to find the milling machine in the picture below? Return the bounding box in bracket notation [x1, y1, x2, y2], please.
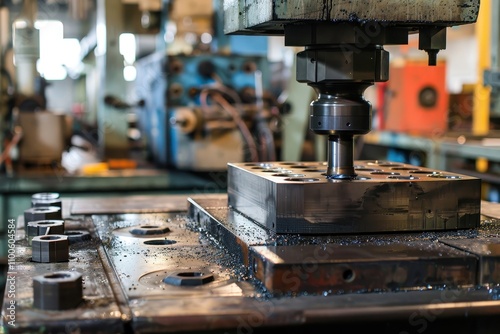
[5, 1, 500, 334]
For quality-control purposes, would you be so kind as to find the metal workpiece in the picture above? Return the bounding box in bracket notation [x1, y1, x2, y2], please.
[223, 0, 480, 34]
[250, 242, 477, 294]
[31, 234, 69, 263]
[187, 196, 498, 296]
[227, 161, 481, 234]
[33, 271, 83, 311]
[26, 220, 65, 245]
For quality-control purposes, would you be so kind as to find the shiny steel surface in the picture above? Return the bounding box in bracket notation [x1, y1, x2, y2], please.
[228, 161, 481, 234]
[5, 196, 500, 333]
[327, 135, 356, 178]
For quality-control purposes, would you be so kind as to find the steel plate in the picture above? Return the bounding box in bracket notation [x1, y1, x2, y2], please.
[228, 161, 481, 234]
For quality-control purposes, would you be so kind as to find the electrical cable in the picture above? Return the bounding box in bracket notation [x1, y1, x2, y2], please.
[200, 88, 259, 162]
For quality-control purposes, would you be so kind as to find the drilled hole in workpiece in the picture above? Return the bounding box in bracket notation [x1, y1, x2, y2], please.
[388, 176, 419, 180]
[143, 239, 177, 246]
[285, 178, 320, 182]
[302, 169, 327, 173]
[428, 174, 461, 179]
[342, 269, 355, 282]
[391, 167, 416, 171]
[141, 225, 159, 229]
[355, 168, 380, 172]
[371, 172, 400, 175]
[261, 169, 290, 173]
[272, 173, 304, 177]
[409, 170, 435, 174]
[177, 272, 204, 277]
[377, 163, 403, 167]
[44, 273, 71, 279]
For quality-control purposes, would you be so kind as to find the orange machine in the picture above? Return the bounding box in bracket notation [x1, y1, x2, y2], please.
[384, 60, 449, 135]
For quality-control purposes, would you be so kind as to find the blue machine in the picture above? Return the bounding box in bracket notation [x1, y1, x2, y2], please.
[135, 50, 276, 170]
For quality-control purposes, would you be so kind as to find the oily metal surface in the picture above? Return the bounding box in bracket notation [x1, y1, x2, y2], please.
[3, 217, 123, 334]
[92, 204, 500, 332]
[70, 195, 189, 215]
[228, 161, 481, 234]
[91, 213, 258, 333]
[223, 0, 480, 34]
[188, 196, 500, 293]
[250, 242, 477, 294]
[5, 195, 500, 333]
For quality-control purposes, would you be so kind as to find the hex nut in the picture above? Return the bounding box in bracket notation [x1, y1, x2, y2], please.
[163, 271, 214, 286]
[32, 235, 69, 263]
[33, 271, 82, 310]
[129, 225, 170, 236]
[27, 220, 65, 245]
[24, 206, 62, 233]
[64, 230, 91, 244]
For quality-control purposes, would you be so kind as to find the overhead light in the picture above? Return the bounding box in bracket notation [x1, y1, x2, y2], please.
[123, 65, 137, 82]
[119, 33, 136, 64]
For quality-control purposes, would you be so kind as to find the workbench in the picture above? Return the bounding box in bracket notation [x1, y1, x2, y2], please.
[0, 169, 225, 256]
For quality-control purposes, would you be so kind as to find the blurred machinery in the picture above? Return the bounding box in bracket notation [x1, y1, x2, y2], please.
[0, 0, 70, 171]
[136, 52, 282, 171]
[7, 1, 500, 334]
